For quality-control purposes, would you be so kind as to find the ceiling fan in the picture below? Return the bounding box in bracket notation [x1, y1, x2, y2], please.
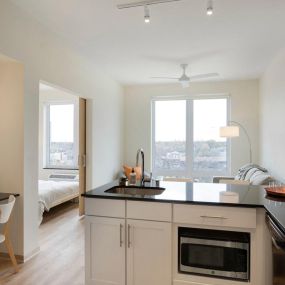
[151, 64, 219, 88]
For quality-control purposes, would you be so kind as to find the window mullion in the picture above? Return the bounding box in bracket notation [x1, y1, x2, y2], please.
[227, 96, 231, 176]
[46, 104, 51, 168]
[73, 103, 77, 168]
[186, 100, 194, 179]
[151, 100, 155, 174]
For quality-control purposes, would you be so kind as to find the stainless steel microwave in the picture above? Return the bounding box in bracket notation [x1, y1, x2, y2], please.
[178, 227, 250, 281]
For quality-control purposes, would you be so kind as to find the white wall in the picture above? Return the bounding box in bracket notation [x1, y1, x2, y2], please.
[260, 49, 285, 182]
[0, 1, 124, 259]
[0, 57, 24, 256]
[38, 86, 79, 180]
[124, 80, 259, 176]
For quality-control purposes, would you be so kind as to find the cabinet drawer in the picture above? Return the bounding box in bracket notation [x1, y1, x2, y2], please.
[173, 204, 256, 229]
[85, 198, 125, 218]
[127, 201, 172, 222]
[173, 281, 210, 285]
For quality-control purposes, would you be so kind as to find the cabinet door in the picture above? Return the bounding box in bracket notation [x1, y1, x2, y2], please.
[127, 219, 172, 285]
[86, 216, 125, 285]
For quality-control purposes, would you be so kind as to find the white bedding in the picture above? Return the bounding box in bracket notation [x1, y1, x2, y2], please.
[38, 180, 79, 225]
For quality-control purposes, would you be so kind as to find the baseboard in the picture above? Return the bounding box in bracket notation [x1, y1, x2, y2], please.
[0, 246, 40, 263]
[0, 252, 24, 263]
[23, 246, 40, 262]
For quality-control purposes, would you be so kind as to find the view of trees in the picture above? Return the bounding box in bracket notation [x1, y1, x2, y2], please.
[193, 140, 227, 171]
[49, 142, 75, 167]
[154, 140, 227, 172]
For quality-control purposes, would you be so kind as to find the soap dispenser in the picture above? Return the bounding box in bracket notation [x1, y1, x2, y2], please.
[129, 168, 136, 185]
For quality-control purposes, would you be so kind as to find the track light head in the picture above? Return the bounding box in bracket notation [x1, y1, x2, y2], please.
[144, 5, 150, 23]
[207, 0, 213, 15]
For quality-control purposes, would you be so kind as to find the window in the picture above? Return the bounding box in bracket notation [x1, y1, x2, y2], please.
[152, 96, 229, 181]
[154, 100, 186, 171]
[44, 103, 78, 169]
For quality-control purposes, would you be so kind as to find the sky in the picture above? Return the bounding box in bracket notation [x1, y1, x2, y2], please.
[155, 98, 227, 142]
[50, 104, 74, 142]
[49, 99, 227, 144]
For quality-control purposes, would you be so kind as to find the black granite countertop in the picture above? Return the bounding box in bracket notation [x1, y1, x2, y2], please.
[83, 180, 285, 233]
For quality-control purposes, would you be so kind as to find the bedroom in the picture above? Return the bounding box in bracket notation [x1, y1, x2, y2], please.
[38, 83, 86, 225]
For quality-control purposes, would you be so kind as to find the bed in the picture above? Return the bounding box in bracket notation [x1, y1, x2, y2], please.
[38, 179, 79, 225]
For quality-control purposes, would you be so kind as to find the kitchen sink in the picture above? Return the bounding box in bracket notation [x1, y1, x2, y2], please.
[105, 186, 165, 196]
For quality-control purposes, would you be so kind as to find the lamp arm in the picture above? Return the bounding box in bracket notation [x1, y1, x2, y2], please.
[229, 121, 252, 163]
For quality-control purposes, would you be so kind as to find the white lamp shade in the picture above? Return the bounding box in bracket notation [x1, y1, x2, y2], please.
[219, 126, 240, 138]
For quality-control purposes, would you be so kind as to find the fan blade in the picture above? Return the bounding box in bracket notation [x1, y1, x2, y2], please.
[189, 73, 219, 80]
[150, 76, 180, 80]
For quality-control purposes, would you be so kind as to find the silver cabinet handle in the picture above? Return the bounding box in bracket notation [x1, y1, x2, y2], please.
[200, 215, 227, 220]
[128, 224, 131, 248]
[120, 224, 123, 247]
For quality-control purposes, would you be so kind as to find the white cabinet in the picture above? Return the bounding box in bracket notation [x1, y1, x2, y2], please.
[127, 201, 172, 222]
[173, 204, 256, 229]
[127, 219, 172, 285]
[85, 216, 125, 285]
[85, 197, 270, 285]
[85, 198, 125, 218]
[85, 199, 172, 285]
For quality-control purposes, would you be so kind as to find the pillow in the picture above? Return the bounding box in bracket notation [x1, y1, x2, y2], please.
[249, 170, 272, 185]
[123, 165, 142, 180]
[244, 168, 259, 181]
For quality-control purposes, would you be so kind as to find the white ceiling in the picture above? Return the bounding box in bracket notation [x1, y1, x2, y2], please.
[10, 0, 285, 85]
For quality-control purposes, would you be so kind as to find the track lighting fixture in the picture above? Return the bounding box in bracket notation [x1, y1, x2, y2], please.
[117, 0, 215, 22]
[207, 0, 214, 15]
[117, 0, 182, 10]
[144, 5, 150, 23]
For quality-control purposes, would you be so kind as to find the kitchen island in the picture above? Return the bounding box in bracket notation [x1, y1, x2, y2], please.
[83, 181, 278, 285]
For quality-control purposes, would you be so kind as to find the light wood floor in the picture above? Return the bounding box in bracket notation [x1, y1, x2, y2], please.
[0, 202, 84, 285]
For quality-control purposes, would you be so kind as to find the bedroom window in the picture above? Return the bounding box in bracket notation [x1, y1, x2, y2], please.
[44, 103, 78, 169]
[152, 96, 229, 182]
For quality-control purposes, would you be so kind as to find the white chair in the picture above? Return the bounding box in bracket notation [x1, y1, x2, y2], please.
[0, 195, 19, 272]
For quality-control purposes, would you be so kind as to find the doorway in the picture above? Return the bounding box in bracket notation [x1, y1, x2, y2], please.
[38, 82, 86, 225]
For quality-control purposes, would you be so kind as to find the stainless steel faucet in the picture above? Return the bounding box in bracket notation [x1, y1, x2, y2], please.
[136, 148, 145, 186]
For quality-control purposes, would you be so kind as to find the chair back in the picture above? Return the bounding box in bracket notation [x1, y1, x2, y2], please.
[0, 195, 16, 224]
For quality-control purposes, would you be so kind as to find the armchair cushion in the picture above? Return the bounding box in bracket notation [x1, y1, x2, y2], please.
[213, 164, 274, 186]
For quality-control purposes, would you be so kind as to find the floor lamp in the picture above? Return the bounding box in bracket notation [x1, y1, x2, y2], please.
[219, 121, 252, 163]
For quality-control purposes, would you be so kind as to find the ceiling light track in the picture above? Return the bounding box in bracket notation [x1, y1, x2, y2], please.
[117, 0, 182, 10]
